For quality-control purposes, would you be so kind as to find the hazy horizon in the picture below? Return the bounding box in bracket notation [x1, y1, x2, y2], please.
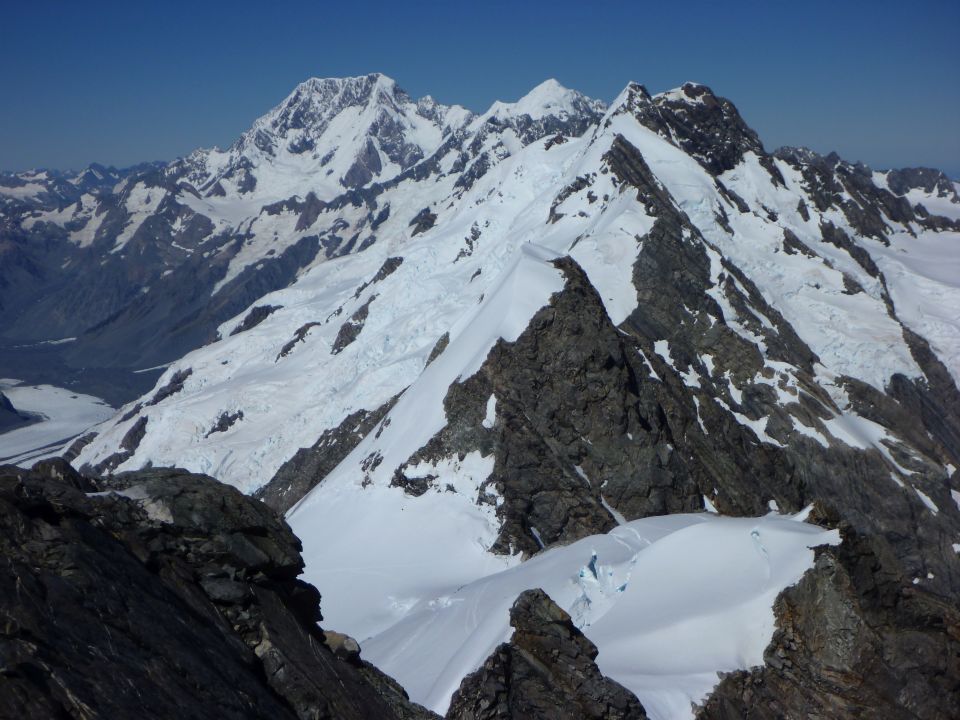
[3, 0, 958, 177]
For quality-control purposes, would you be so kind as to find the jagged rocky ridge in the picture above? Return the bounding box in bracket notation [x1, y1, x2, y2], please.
[6, 77, 960, 717]
[446, 589, 648, 720]
[0, 460, 438, 720]
[1, 460, 650, 720]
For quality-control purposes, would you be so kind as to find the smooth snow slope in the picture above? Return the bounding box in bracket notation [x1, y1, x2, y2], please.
[342, 510, 839, 719]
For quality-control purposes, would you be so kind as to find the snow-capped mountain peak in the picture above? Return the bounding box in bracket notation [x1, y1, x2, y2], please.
[197, 72, 465, 197]
[248, 73, 410, 141]
[482, 78, 606, 124]
[603, 80, 655, 120]
[6, 72, 960, 720]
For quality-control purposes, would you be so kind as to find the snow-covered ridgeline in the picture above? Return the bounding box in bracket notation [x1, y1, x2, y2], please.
[73, 116, 655, 485]
[77, 78, 959, 488]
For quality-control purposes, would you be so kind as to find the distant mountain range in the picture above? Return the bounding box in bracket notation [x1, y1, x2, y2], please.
[2, 73, 960, 719]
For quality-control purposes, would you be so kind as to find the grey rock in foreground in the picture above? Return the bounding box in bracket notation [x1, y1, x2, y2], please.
[696, 518, 960, 720]
[446, 588, 647, 720]
[0, 459, 436, 720]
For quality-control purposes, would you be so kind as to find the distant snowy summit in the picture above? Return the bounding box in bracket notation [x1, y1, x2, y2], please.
[174, 73, 605, 202]
[0, 74, 613, 374]
[179, 73, 474, 199]
[3, 73, 960, 720]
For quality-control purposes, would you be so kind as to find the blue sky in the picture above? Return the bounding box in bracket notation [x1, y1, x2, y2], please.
[2, 0, 958, 175]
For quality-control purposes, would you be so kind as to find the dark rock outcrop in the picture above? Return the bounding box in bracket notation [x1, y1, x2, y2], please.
[393, 253, 690, 556]
[147, 367, 193, 406]
[331, 295, 377, 354]
[425, 331, 450, 366]
[611, 82, 779, 182]
[257, 395, 399, 514]
[409, 207, 438, 236]
[277, 322, 322, 360]
[0, 460, 437, 720]
[205, 409, 245, 437]
[353, 256, 404, 299]
[85, 415, 148, 475]
[697, 528, 960, 720]
[446, 589, 647, 720]
[61, 431, 97, 463]
[230, 304, 283, 336]
[885, 167, 959, 200]
[0, 389, 35, 432]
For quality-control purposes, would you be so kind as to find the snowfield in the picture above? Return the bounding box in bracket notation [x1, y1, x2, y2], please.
[75, 79, 960, 487]
[52, 75, 960, 718]
[294, 507, 839, 719]
[0, 379, 113, 465]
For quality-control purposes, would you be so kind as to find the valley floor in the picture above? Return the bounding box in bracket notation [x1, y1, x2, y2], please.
[0, 379, 113, 465]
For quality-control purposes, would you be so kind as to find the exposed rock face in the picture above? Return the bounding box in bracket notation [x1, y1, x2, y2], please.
[147, 367, 192, 405]
[652, 83, 774, 178]
[205, 409, 245, 437]
[410, 207, 438, 236]
[277, 321, 322, 359]
[425, 331, 450, 365]
[331, 294, 377, 354]
[84, 415, 148, 475]
[772, 147, 960, 237]
[446, 589, 647, 720]
[885, 166, 959, 200]
[257, 396, 399, 514]
[61, 431, 97, 462]
[0, 460, 436, 720]
[353, 255, 404, 298]
[230, 304, 283, 335]
[697, 527, 960, 720]
[392, 253, 700, 555]
[0, 389, 34, 432]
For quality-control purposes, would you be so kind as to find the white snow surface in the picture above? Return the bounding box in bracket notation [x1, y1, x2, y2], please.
[0, 182, 45, 199]
[0, 379, 113, 465]
[315, 510, 839, 719]
[867, 228, 960, 385]
[78, 76, 959, 496]
[77, 115, 657, 487]
[53, 76, 959, 719]
[481, 78, 605, 123]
